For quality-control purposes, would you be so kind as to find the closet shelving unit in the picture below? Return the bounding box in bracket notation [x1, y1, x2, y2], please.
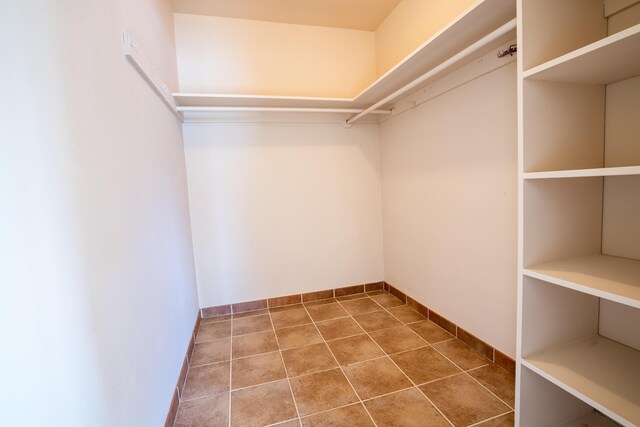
[173, 0, 516, 123]
[517, 1, 640, 426]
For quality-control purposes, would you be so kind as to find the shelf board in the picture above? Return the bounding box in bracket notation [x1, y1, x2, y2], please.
[524, 166, 640, 180]
[523, 23, 640, 84]
[173, 0, 515, 111]
[522, 335, 640, 426]
[559, 411, 622, 427]
[525, 254, 640, 309]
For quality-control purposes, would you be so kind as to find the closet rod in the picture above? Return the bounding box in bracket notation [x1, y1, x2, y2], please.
[346, 18, 517, 125]
[177, 107, 393, 114]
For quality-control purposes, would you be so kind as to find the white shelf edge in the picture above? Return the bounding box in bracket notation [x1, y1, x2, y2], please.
[522, 22, 640, 82]
[524, 255, 640, 309]
[524, 166, 640, 179]
[521, 335, 640, 427]
[172, 0, 515, 111]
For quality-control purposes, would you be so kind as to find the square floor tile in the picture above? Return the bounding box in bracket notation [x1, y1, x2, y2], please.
[306, 303, 348, 322]
[369, 293, 405, 308]
[364, 388, 450, 427]
[475, 412, 514, 426]
[391, 346, 462, 385]
[281, 343, 338, 377]
[343, 357, 412, 400]
[353, 311, 402, 332]
[175, 393, 229, 427]
[315, 317, 365, 341]
[339, 298, 383, 316]
[387, 305, 426, 324]
[326, 334, 385, 366]
[275, 324, 323, 350]
[433, 339, 490, 370]
[231, 380, 297, 426]
[369, 326, 428, 354]
[232, 351, 286, 389]
[271, 308, 312, 329]
[273, 420, 301, 427]
[301, 403, 374, 427]
[196, 321, 231, 343]
[420, 374, 510, 426]
[232, 331, 279, 359]
[289, 368, 359, 416]
[190, 338, 231, 367]
[468, 364, 515, 408]
[408, 320, 454, 344]
[182, 361, 230, 400]
[232, 314, 272, 336]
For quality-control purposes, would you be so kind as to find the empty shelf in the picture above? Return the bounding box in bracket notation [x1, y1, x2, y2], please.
[525, 254, 640, 309]
[523, 335, 640, 426]
[524, 23, 640, 84]
[524, 166, 640, 180]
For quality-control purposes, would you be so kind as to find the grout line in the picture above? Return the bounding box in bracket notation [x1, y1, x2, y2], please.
[335, 298, 456, 427]
[466, 409, 514, 426]
[267, 309, 303, 424]
[300, 301, 380, 427]
[228, 315, 233, 427]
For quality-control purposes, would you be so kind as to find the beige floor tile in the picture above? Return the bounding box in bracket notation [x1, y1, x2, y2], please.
[315, 317, 365, 341]
[468, 364, 515, 408]
[232, 331, 279, 359]
[387, 305, 426, 324]
[190, 339, 231, 367]
[369, 293, 405, 308]
[343, 357, 412, 400]
[391, 346, 462, 385]
[196, 321, 231, 343]
[281, 343, 338, 377]
[301, 404, 374, 426]
[353, 311, 402, 332]
[475, 412, 514, 426]
[408, 320, 454, 344]
[275, 324, 323, 350]
[232, 351, 286, 389]
[364, 388, 450, 427]
[339, 298, 384, 316]
[232, 314, 272, 336]
[271, 308, 312, 329]
[175, 393, 229, 427]
[231, 380, 297, 427]
[420, 374, 510, 426]
[289, 368, 359, 416]
[433, 339, 490, 370]
[369, 326, 428, 354]
[182, 361, 230, 400]
[306, 302, 348, 322]
[327, 334, 385, 366]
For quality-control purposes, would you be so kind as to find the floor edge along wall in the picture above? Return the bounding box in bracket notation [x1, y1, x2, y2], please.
[164, 281, 517, 426]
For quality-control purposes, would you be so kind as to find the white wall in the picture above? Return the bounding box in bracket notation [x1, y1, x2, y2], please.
[0, 0, 198, 425]
[380, 63, 518, 356]
[183, 122, 384, 308]
[174, 14, 377, 97]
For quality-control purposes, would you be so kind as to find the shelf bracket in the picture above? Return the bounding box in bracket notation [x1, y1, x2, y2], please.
[122, 31, 183, 121]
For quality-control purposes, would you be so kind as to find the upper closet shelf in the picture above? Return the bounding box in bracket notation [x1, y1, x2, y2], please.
[524, 166, 640, 179]
[523, 23, 640, 84]
[525, 254, 640, 309]
[174, 0, 516, 116]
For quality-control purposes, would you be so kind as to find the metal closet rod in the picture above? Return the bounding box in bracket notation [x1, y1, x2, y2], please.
[346, 18, 517, 125]
[177, 106, 393, 114]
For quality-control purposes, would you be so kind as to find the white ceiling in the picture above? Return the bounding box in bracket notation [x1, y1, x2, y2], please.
[170, 0, 403, 31]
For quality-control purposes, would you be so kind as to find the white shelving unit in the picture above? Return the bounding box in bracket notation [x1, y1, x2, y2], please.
[517, 0, 640, 426]
[174, 0, 516, 122]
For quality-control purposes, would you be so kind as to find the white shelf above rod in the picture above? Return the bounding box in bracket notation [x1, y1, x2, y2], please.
[122, 32, 182, 121]
[346, 18, 517, 125]
[176, 106, 393, 115]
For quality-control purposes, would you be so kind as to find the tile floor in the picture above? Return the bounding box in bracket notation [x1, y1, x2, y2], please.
[175, 291, 515, 427]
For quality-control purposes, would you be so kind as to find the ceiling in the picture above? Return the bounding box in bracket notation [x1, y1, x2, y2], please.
[170, 0, 403, 31]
